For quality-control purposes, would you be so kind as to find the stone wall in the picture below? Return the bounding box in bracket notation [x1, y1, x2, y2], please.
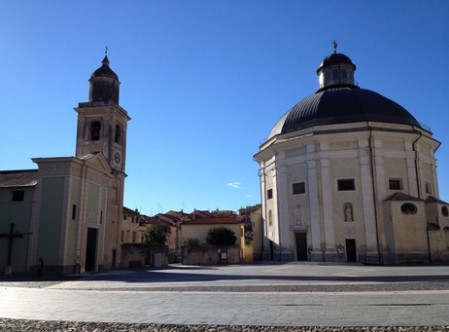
[121, 244, 168, 268]
[182, 245, 241, 265]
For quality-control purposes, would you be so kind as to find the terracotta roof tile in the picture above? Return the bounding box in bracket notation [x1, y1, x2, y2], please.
[0, 170, 38, 188]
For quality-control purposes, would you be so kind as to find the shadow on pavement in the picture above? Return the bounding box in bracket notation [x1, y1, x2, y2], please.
[2, 262, 449, 284]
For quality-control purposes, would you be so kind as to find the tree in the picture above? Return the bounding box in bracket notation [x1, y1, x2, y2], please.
[206, 227, 237, 246]
[143, 224, 171, 249]
[184, 238, 202, 247]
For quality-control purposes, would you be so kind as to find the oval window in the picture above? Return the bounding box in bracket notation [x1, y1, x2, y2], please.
[442, 206, 449, 217]
[401, 203, 417, 215]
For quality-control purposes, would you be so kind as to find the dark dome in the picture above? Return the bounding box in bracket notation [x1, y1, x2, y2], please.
[91, 56, 119, 80]
[269, 87, 421, 139]
[88, 56, 120, 104]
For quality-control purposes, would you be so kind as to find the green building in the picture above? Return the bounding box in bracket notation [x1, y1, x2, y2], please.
[0, 56, 130, 275]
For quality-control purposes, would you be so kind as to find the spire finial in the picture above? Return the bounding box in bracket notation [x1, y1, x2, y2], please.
[332, 40, 338, 54]
[102, 47, 110, 66]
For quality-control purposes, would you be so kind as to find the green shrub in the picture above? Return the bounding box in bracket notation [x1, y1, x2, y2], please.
[206, 227, 237, 246]
[143, 224, 170, 249]
[184, 238, 201, 247]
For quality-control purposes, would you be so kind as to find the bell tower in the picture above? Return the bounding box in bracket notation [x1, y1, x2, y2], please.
[75, 55, 130, 173]
[74, 55, 131, 269]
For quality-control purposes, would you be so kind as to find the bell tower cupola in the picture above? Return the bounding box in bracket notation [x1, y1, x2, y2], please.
[75, 55, 130, 173]
[89, 55, 120, 105]
[316, 41, 357, 92]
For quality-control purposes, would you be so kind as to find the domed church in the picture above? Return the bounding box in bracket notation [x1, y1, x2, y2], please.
[254, 44, 449, 265]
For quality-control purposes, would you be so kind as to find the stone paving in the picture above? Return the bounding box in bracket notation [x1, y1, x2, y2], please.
[1, 263, 449, 331]
[1, 318, 449, 332]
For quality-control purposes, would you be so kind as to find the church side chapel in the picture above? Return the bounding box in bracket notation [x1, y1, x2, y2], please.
[0, 55, 130, 274]
[254, 43, 449, 265]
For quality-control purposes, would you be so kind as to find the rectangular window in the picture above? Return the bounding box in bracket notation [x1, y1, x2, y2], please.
[389, 179, 403, 190]
[121, 231, 124, 243]
[12, 191, 24, 201]
[72, 204, 77, 220]
[132, 232, 136, 243]
[292, 182, 306, 195]
[267, 188, 273, 200]
[337, 179, 355, 191]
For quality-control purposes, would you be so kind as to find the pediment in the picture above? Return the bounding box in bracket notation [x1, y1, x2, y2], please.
[79, 153, 112, 175]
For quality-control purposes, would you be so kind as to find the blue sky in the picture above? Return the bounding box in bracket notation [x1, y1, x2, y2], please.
[1, 1, 448, 215]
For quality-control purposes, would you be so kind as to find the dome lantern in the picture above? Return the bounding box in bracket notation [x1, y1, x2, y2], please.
[316, 41, 356, 91]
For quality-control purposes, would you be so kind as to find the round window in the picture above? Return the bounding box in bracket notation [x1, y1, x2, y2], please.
[401, 203, 417, 215]
[442, 206, 449, 217]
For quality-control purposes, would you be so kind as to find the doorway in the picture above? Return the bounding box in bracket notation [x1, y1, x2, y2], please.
[295, 233, 308, 261]
[345, 239, 357, 262]
[85, 228, 98, 272]
[112, 249, 116, 268]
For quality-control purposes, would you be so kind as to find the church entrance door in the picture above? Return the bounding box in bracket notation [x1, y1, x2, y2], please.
[85, 228, 98, 272]
[112, 249, 116, 267]
[345, 239, 357, 262]
[295, 233, 308, 261]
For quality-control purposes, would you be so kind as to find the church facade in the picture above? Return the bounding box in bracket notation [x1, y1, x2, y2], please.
[254, 47, 449, 265]
[0, 56, 130, 274]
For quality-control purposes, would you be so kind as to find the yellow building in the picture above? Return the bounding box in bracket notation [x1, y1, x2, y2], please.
[121, 207, 146, 245]
[149, 210, 247, 264]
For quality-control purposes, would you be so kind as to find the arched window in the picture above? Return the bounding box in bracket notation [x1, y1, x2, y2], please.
[115, 124, 121, 144]
[268, 210, 273, 227]
[401, 203, 417, 215]
[90, 121, 101, 141]
[442, 206, 449, 217]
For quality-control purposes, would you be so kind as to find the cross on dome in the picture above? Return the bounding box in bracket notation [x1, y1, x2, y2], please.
[332, 40, 338, 54]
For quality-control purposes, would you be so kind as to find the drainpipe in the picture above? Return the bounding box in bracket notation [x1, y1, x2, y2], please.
[368, 125, 383, 265]
[412, 130, 423, 199]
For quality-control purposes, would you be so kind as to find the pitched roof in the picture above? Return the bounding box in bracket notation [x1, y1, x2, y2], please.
[239, 204, 262, 214]
[184, 217, 243, 225]
[145, 209, 241, 226]
[0, 169, 38, 188]
[123, 206, 140, 216]
[425, 196, 449, 205]
[384, 192, 423, 202]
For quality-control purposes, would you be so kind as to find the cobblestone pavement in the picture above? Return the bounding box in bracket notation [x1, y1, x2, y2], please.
[2, 263, 449, 331]
[1, 319, 449, 331]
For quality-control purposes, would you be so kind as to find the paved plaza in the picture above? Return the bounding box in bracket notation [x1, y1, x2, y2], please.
[1, 262, 449, 329]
